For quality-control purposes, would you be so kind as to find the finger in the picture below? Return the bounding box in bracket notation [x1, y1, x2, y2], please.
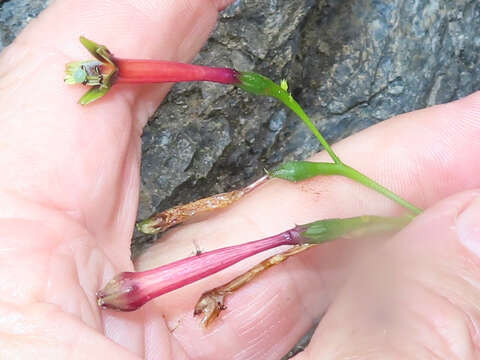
[136, 91, 480, 358]
[0, 0, 234, 264]
[298, 190, 480, 359]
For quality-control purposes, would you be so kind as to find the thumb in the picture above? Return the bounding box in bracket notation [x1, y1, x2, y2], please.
[297, 190, 480, 359]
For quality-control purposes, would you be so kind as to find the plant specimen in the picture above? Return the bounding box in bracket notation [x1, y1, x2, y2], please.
[65, 36, 421, 326]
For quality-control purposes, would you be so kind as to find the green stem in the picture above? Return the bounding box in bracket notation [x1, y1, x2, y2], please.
[236, 73, 341, 164]
[270, 161, 422, 215]
[236, 72, 422, 215]
[339, 164, 422, 215]
[272, 91, 342, 164]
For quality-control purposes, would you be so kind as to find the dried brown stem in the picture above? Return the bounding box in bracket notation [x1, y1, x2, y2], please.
[137, 176, 269, 234]
[194, 244, 315, 327]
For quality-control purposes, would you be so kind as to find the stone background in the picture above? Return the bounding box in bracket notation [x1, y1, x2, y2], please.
[2, 0, 480, 358]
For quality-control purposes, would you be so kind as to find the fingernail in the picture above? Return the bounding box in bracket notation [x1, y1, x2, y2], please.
[457, 196, 480, 256]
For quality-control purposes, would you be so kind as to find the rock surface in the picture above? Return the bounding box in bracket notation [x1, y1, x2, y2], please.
[2, 0, 480, 357]
[0, 0, 50, 50]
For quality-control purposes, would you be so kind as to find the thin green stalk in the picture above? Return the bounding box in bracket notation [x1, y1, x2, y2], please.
[270, 161, 422, 215]
[236, 72, 422, 215]
[271, 89, 342, 164]
[236, 73, 341, 164]
[339, 164, 422, 215]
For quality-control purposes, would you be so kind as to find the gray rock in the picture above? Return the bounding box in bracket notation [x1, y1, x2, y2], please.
[0, 0, 50, 51]
[2, 0, 480, 357]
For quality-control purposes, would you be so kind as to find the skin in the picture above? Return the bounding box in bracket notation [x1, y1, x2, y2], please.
[0, 0, 479, 359]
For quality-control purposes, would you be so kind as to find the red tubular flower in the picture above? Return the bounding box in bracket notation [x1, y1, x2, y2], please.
[115, 59, 240, 85]
[64, 36, 242, 104]
[97, 215, 409, 312]
[97, 229, 302, 311]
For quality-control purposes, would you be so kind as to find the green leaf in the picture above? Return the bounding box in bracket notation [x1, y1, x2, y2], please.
[78, 86, 110, 105]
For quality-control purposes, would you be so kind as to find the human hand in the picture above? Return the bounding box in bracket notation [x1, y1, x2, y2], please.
[1, 1, 480, 359]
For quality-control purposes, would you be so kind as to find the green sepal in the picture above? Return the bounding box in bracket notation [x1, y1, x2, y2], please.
[298, 215, 411, 244]
[79, 36, 115, 65]
[270, 161, 343, 182]
[65, 37, 119, 105]
[79, 36, 105, 61]
[79, 86, 111, 105]
[236, 72, 283, 97]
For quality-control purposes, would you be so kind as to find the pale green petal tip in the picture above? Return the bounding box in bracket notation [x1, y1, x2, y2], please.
[64, 61, 85, 84]
[280, 79, 294, 100]
[136, 220, 157, 235]
[64, 60, 104, 85]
